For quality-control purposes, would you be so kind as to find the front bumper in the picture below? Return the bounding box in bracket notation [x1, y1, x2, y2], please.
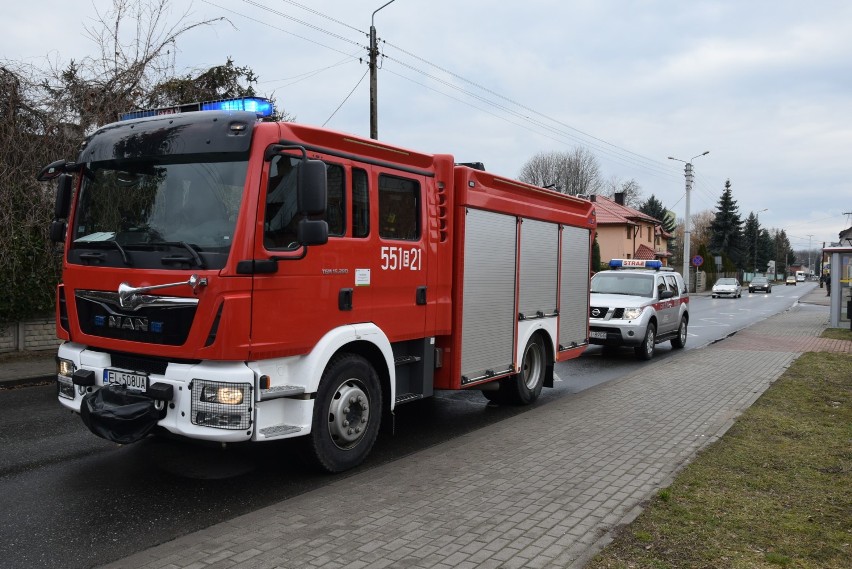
[56, 343, 260, 443]
[589, 321, 646, 347]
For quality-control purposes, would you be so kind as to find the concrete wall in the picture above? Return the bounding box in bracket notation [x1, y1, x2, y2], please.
[0, 317, 61, 354]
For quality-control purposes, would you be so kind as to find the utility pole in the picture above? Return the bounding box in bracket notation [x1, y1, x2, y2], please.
[369, 0, 398, 140]
[807, 234, 813, 274]
[755, 208, 768, 274]
[668, 151, 709, 291]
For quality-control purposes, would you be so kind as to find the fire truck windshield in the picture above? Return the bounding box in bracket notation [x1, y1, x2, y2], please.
[70, 157, 248, 270]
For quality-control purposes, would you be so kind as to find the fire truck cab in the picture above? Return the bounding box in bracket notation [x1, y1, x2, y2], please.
[41, 97, 596, 472]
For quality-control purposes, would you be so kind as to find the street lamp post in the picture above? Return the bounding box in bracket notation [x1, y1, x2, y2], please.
[668, 151, 709, 291]
[755, 208, 768, 274]
[369, 0, 398, 139]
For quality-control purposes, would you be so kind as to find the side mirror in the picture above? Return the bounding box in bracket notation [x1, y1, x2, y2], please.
[297, 159, 327, 215]
[50, 220, 67, 243]
[55, 174, 73, 219]
[37, 159, 69, 182]
[298, 219, 328, 246]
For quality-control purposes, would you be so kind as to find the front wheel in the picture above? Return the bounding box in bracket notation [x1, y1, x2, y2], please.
[671, 316, 687, 349]
[305, 354, 382, 473]
[634, 323, 656, 361]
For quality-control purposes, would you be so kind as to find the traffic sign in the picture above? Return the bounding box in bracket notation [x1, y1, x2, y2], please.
[692, 255, 704, 267]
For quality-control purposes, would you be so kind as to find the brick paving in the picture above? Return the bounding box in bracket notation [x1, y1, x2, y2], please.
[96, 303, 849, 569]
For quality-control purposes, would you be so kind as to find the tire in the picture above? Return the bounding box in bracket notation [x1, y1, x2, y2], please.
[711, 294, 716, 298]
[634, 323, 656, 361]
[305, 354, 382, 473]
[671, 316, 687, 349]
[502, 334, 547, 405]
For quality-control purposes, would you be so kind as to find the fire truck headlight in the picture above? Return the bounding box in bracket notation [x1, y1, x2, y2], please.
[201, 385, 244, 405]
[57, 358, 76, 378]
[191, 380, 252, 430]
[622, 307, 644, 320]
[56, 358, 76, 400]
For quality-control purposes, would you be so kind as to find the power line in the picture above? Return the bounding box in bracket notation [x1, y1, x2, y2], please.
[216, 1, 697, 185]
[323, 67, 368, 127]
[382, 39, 672, 174]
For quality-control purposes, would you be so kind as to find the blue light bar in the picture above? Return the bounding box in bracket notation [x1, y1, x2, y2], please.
[609, 259, 663, 270]
[119, 97, 274, 121]
[201, 97, 274, 116]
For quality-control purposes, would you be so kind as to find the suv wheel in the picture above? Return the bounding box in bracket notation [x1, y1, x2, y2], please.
[671, 316, 687, 349]
[634, 323, 656, 361]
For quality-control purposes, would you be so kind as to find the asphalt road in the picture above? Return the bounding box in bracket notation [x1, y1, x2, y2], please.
[0, 283, 817, 569]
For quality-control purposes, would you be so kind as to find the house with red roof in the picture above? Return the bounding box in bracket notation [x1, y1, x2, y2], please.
[591, 193, 672, 267]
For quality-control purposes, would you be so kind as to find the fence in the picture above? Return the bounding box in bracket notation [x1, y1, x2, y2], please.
[0, 317, 61, 355]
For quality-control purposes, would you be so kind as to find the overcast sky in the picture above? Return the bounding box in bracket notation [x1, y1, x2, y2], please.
[5, 0, 851, 253]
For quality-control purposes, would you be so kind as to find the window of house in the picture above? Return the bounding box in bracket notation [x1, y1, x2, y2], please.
[378, 174, 420, 240]
[626, 226, 631, 239]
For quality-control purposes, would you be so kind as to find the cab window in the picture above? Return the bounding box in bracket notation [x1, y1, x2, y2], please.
[353, 167, 369, 238]
[264, 155, 300, 250]
[664, 275, 679, 295]
[325, 164, 345, 237]
[264, 156, 342, 249]
[378, 174, 420, 240]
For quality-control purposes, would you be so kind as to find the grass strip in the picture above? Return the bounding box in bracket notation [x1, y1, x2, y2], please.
[586, 349, 852, 569]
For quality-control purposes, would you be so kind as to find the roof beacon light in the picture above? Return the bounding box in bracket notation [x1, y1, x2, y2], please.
[119, 97, 274, 121]
[609, 259, 663, 270]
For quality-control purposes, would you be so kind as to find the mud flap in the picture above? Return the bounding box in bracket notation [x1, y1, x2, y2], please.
[80, 384, 162, 444]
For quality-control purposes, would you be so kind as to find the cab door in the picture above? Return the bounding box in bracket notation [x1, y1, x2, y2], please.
[248, 154, 374, 358]
[369, 168, 429, 342]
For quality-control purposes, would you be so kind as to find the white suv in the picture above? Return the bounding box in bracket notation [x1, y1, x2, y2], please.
[589, 259, 689, 360]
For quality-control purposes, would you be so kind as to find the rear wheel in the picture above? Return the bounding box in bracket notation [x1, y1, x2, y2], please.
[671, 316, 687, 349]
[634, 323, 656, 361]
[305, 354, 381, 473]
[489, 334, 547, 405]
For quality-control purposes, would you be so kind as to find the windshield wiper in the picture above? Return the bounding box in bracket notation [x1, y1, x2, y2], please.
[77, 240, 132, 266]
[157, 241, 206, 269]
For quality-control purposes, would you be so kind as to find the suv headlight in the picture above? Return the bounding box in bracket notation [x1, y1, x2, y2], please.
[622, 307, 644, 320]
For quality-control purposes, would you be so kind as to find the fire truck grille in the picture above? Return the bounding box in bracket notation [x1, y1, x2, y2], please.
[76, 296, 197, 346]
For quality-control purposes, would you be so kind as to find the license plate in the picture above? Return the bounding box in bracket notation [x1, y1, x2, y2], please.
[590, 331, 607, 339]
[104, 369, 148, 392]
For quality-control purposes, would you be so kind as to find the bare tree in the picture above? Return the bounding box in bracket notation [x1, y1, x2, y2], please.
[518, 147, 603, 196]
[44, 0, 227, 131]
[600, 175, 643, 208]
[0, 0, 271, 324]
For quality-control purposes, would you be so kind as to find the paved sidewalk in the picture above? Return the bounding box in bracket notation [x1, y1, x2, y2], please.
[95, 301, 846, 568]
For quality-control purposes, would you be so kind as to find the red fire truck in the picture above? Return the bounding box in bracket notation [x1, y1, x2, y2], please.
[39, 97, 596, 472]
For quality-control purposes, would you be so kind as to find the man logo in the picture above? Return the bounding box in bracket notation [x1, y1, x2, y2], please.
[108, 315, 149, 332]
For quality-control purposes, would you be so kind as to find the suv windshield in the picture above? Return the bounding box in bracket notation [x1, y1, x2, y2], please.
[590, 273, 654, 298]
[71, 157, 248, 270]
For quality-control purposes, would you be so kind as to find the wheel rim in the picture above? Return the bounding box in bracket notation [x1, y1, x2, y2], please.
[679, 320, 687, 343]
[327, 379, 370, 450]
[644, 327, 655, 356]
[522, 340, 544, 390]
